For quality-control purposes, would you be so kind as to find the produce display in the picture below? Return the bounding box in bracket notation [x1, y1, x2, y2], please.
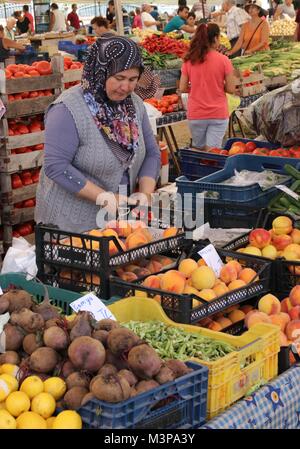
[140, 48, 182, 70]
[270, 18, 297, 36]
[145, 94, 180, 114]
[140, 34, 190, 59]
[10, 144, 44, 155]
[218, 141, 300, 157]
[11, 168, 40, 189]
[8, 116, 44, 136]
[5, 61, 53, 79]
[196, 303, 253, 331]
[268, 166, 300, 215]
[12, 221, 35, 238]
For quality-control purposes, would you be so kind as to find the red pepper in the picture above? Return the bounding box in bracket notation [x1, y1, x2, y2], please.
[11, 174, 23, 189]
[23, 198, 35, 208]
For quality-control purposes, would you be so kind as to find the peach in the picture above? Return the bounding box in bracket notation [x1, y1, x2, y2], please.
[269, 313, 290, 332]
[240, 304, 254, 314]
[132, 268, 152, 278]
[152, 255, 174, 267]
[186, 278, 193, 286]
[290, 285, 300, 306]
[213, 282, 229, 297]
[109, 238, 126, 255]
[282, 249, 299, 261]
[238, 268, 258, 284]
[258, 294, 281, 315]
[85, 273, 101, 285]
[131, 221, 147, 230]
[102, 228, 119, 238]
[245, 311, 271, 329]
[226, 260, 243, 275]
[272, 216, 293, 235]
[281, 297, 293, 313]
[284, 243, 300, 256]
[288, 305, 300, 321]
[225, 304, 240, 313]
[285, 320, 300, 341]
[142, 275, 161, 289]
[228, 279, 247, 291]
[216, 317, 232, 329]
[163, 227, 178, 238]
[88, 229, 103, 237]
[197, 289, 217, 302]
[291, 229, 300, 244]
[261, 245, 277, 260]
[272, 234, 293, 251]
[183, 285, 200, 296]
[160, 270, 186, 294]
[219, 265, 238, 284]
[207, 321, 222, 332]
[119, 271, 138, 282]
[105, 220, 132, 238]
[279, 331, 289, 347]
[146, 260, 163, 274]
[228, 309, 246, 323]
[243, 246, 262, 257]
[125, 231, 150, 250]
[178, 258, 198, 278]
[197, 258, 207, 267]
[249, 228, 271, 249]
[191, 266, 216, 290]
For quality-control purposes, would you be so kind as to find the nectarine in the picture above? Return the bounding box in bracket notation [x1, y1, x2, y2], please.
[258, 294, 281, 315]
[178, 258, 198, 278]
[249, 228, 271, 249]
[191, 266, 216, 290]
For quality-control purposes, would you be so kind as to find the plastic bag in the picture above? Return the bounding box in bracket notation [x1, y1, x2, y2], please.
[227, 94, 241, 115]
[1, 237, 37, 280]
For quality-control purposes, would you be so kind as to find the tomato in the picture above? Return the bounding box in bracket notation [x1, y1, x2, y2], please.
[21, 91, 30, 99]
[14, 71, 25, 78]
[15, 147, 29, 154]
[6, 64, 19, 74]
[29, 123, 42, 133]
[11, 174, 22, 189]
[167, 105, 174, 113]
[160, 107, 167, 114]
[12, 231, 21, 238]
[269, 150, 281, 157]
[231, 141, 246, 152]
[252, 148, 269, 156]
[27, 70, 40, 77]
[208, 147, 222, 154]
[35, 61, 52, 76]
[8, 95, 15, 102]
[220, 150, 228, 155]
[5, 69, 12, 79]
[14, 202, 24, 208]
[23, 199, 35, 208]
[245, 141, 256, 152]
[279, 149, 291, 158]
[14, 94, 23, 101]
[33, 144, 44, 151]
[17, 124, 29, 134]
[18, 224, 32, 236]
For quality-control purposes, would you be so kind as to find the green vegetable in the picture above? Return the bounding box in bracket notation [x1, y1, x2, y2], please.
[122, 320, 236, 362]
[284, 164, 300, 180]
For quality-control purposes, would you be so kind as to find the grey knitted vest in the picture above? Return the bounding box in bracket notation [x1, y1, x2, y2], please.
[35, 86, 146, 233]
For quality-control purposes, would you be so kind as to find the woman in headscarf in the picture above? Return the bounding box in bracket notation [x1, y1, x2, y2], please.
[35, 36, 161, 233]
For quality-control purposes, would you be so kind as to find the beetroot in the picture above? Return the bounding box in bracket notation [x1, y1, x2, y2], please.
[105, 349, 129, 371]
[128, 344, 162, 380]
[92, 329, 108, 346]
[70, 312, 93, 341]
[117, 369, 138, 387]
[32, 298, 61, 321]
[29, 347, 59, 373]
[165, 360, 193, 378]
[64, 386, 89, 409]
[23, 333, 43, 355]
[10, 308, 44, 333]
[98, 364, 118, 377]
[135, 380, 159, 394]
[0, 296, 9, 314]
[155, 365, 176, 385]
[43, 326, 69, 351]
[81, 392, 95, 406]
[3, 289, 34, 312]
[61, 359, 76, 378]
[93, 319, 120, 332]
[107, 327, 140, 357]
[0, 351, 20, 365]
[68, 336, 105, 372]
[66, 372, 90, 390]
[90, 374, 131, 403]
[4, 323, 25, 351]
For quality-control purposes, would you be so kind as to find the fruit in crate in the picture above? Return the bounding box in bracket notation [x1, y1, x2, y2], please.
[270, 19, 297, 37]
[144, 95, 180, 114]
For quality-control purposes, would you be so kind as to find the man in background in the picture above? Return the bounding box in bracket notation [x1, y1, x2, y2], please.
[23, 5, 34, 33]
[163, 5, 195, 33]
[67, 4, 83, 31]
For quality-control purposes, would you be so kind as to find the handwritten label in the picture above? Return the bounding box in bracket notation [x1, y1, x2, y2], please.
[70, 293, 116, 321]
[276, 185, 300, 201]
[198, 244, 224, 277]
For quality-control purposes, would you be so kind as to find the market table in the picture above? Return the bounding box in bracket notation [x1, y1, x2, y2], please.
[200, 364, 300, 429]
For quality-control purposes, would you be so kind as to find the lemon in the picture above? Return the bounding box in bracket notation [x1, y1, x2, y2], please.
[5, 391, 30, 417]
[0, 379, 11, 402]
[46, 416, 56, 429]
[52, 410, 82, 429]
[0, 402, 6, 410]
[31, 392, 56, 419]
[0, 374, 18, 392]
[44, 377, 67, 401]
[16, 411, 47, 429]
[0, 409, 17, 429]
[0, 364, 19, 378]
[20, 375, 44, 399]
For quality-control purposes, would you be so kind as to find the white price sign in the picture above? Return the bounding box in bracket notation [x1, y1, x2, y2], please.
[70, 293, 116, 321]
[198, 244, 224, 277]
[276, 185, 300, 201]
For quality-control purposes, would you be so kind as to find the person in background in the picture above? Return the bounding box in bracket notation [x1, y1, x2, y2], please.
[187, 11, 197, 29]
[4, 17, 16, 40]
[132, 8, 143, 29]
[106, 0, 116, 29]
[0, 25, 25, 62]
[35, 36, 160, 233]
[67, 4, 83, 31]
[91, 16, 116, 36]
[191, 0, 211, 21]
[163, 6, 195, 33]
[23, 5, 34, 33]
[227, 0, 269, 56]
[141, 4, 159, 31]
[274, 0, 296, 19]
[49, 3, 67, 32]
[14, 11, 31, 34]
[179, 23, 236, 150]
[219, 0, 250, 55]
[150, 5, 159, 20]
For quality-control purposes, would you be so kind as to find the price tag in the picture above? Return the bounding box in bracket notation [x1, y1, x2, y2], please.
[276, 185, 300, 201]
[70, 293, 116, 321]
[198, 244, 224, 277]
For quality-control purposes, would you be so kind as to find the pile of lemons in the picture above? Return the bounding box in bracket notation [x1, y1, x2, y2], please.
[0, 364, 82, 429]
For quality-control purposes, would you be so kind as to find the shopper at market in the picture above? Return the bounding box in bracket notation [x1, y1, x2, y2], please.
[179, 23, 236, 149]
[4, 17, 17, 40]
[0, 25, 25, 62]
[106, 0, 116, 29]
[150, 5, 160, 21]
[49, 3, 67, 32]
[218, 0, 250, 53]
[14, 11, 31, 35]
[141, 4, 159, 31]
[90, 16, 116, 36]
[186, 12, 197, 32]
[163, 6, 196, 33]
[35, 36, 160, 233]
[132, 8, 143, 29]
[191, 0, 211, 21]
[227, 0, 269, 56]
[274, 0, 296, 19]
[23, 5, 34, 33]
[67, 4, 83, 31]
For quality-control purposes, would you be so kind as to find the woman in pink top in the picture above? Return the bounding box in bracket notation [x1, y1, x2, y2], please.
[132, 7, 143, 29]
[179, 23, 236, 149]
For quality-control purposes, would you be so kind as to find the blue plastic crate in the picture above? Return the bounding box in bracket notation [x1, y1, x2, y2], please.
[179, 148, 228, 180]
[176, 154, 294, 205]
[58, 40, 89, 56]
[224, 138, 279, 151]
[78, 361, 208, 429]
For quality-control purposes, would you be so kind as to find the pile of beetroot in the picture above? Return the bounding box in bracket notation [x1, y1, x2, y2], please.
[0, 289, 192, 408]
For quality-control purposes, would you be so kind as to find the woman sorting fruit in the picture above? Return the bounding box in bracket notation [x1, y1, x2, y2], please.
[227, 0, 270, 56]
[179, 23, 236, 149]
[0, 25, 25, 62]
[35, 36, 160, 233]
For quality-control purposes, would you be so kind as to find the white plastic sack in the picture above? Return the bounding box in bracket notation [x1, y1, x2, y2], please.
[1, 237, 37, 280]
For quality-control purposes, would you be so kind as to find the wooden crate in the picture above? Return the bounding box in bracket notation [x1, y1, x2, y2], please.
[265, 75, 287, 89]
[1, 173, 38, 205]
[0, 150, 44, 173]
[2, 205, 35, 226]
[236, 67, 266, 97]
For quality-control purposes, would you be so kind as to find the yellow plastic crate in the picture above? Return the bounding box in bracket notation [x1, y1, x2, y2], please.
[108, 297, 280, 420]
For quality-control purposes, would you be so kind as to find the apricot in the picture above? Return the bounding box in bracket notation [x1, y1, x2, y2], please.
[142, 275, 161, 289]
[272, 216, 293, 235]
[226, 260, 243, 275]
[279, 331, 289, 347]
[125, 231, 150, 250]
[152, 255, 173, 267]
[197, 289, 217, 302]
[219, 265, 238, 285]
[269, 313, 290, 332]
[163, 227, 178, 238]
[238, 268, 258, 284]
[228, 279, 247, 291]
[228, 309, 245, 323]
[261, 245, 277, 260]
[243, 246, 262, 257]
[225, 304, 240, 313]
[178, 258, 198, 278]
[119, 271, 138, 282]
[272, 234, 293, 251]
[289, 285, 300, 306]
[88, 229, 103, 237]
[213, 282, 229, 297]
[191, 266, 216, 290]
[146, 260, 163, 274]
[240, 304, 254, 314]
[207, 321, 222, 332]
[288, 305, 300, 321]
[245, 311, 271, 329]
[285, 319, 300, 341]
[216, 316, 232, 329]
[160, 270, 186, 294]
[197, 258, 207, 267]
[281, 297, 293, 313]
[249, 228, 271, 249]
[258, 294, 281, 315]
[291, 229, 300, 244]
[85, 273, 101, 285]
[109, 238, 126, 255]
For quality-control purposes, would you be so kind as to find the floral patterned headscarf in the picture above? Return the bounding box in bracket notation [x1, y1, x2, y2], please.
[81, 36, 144, 163]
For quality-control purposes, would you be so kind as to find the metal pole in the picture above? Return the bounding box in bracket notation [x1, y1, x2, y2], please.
[114, 0, 124, 35]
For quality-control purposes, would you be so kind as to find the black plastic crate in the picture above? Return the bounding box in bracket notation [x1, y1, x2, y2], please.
[111, 246, 272, 324]
[35, 223, 188, 300]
